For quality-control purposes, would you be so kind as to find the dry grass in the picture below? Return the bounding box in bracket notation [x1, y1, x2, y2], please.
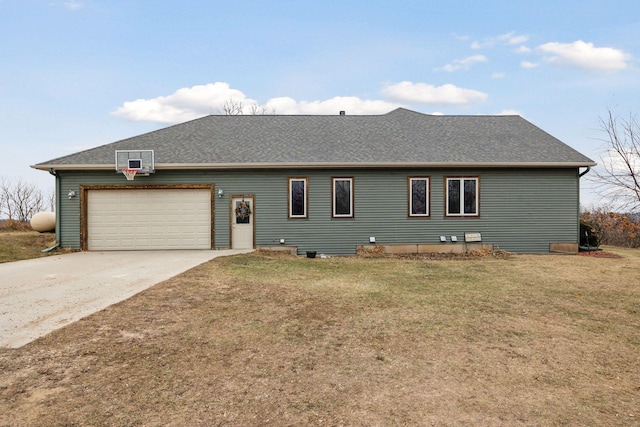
[0, 231, 62, 263]
[0, 220, 32, 232]
[1, 248, 639, 426]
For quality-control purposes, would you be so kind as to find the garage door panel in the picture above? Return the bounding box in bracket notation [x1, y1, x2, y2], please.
[88, 189, 211, 250]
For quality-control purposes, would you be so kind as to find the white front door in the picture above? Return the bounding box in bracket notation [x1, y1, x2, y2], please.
[231, 196, 254, 249]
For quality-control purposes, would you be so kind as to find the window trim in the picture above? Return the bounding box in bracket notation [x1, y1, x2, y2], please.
[445, 176, 480, 217]
[408, 176, 430, 217]
[332, 177, 354, 218]
[288, 177, 308, 219]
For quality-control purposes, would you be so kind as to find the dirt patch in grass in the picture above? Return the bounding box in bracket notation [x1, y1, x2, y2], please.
[579, 248, 624, 258]
[1, 249, 639, 426]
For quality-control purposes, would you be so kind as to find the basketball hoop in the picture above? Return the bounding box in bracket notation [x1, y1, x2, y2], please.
[122, 169, 137, 181]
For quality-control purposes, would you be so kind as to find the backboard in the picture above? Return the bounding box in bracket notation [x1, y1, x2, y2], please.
[115, 150, 155, 175]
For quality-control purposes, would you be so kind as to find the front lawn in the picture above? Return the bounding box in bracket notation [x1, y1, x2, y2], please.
[1, 249, 639, 426]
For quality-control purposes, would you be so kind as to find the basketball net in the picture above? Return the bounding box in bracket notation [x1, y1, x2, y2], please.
[122, 169, 137, 181]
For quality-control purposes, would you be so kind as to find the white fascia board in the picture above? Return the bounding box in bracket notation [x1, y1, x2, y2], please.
[32, 160, 597, 171]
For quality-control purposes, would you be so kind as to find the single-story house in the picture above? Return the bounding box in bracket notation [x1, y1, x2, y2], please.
[33, 108, 596, 254]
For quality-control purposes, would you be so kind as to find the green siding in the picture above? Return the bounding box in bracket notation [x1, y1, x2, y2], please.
[57, 168, 580, 254]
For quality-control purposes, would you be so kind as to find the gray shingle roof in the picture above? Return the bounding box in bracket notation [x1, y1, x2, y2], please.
[33, 108, 595, 170]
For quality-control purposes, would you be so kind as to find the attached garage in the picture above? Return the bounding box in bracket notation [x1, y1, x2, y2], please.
[82, 186, 213, 250]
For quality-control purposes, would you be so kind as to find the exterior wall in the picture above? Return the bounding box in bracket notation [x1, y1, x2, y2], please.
[57, 167, 580, 254]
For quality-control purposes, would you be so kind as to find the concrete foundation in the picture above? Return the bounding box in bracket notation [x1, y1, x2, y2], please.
[357, 243, 494, 255]
[257, 246, 298, 255]
[549, 243, 579, 254]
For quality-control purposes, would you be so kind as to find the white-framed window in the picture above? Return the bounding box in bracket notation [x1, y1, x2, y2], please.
[332, 177, 353, 218]
[446, 177, 479, 217]
[409, 177, 430, 217]
[289, 177, 308, 218]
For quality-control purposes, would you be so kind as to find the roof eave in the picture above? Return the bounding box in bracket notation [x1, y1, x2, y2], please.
[32, 160, 597, 171]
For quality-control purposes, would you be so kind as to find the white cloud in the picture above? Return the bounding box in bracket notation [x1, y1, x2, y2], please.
[381, 81, 488, 105]
[495, 109, 521, 116]
[64, 1, 84, 10]
[264, 96, 399, 115]
[453, 33, 470, 42]
[491, 72, 507, 79]
[112, 82, 260, 123]
[112, 82, 401, 123]
[472, 32, 529, 49]
[440, 55, 488, 72]
[537, 40, 630, 72]
[503, 34, 529, 45]
[113, 81, 490, 124]
[521, 61, 539, 69]
[515, 45, 531, 54]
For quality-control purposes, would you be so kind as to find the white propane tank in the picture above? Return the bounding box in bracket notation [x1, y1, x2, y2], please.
[30, 212, 56, 232]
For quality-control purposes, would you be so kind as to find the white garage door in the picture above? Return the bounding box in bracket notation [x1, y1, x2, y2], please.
[87, 189, 211, 250]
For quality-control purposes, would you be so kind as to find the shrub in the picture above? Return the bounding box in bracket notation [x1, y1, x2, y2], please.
[579, 220, 599, 247]
[581, 210, 640, 248]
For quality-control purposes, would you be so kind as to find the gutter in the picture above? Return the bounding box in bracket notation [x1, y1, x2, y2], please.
[579, 166, 591, 177]
[32, 161, 598, 171]
[42, 168, 61, 253]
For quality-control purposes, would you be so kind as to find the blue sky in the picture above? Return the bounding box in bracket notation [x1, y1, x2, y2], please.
[2, 0, 639, 206]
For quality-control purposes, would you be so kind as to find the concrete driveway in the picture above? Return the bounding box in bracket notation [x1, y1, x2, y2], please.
[0, 249, 252, 348]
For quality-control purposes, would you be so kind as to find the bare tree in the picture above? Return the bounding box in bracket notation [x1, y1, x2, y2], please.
[220, 98, 275, 116]
[47, 188, 56, 212]
[222, 99, 244, 115]
[248, 102, 275, 116]
[591, 111, 640, 213]
[0, 177, 46, 222]
[0, 177, 9, 219]
[0, 177, 14, 220]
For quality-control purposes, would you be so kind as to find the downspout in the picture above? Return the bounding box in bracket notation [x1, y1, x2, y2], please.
[42, 168, 60, 253]
[576, 166, 592, 251]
